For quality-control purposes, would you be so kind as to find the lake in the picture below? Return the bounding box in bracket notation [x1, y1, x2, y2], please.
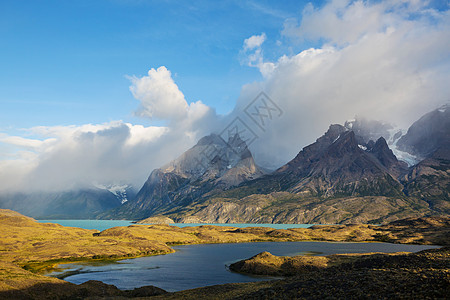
[38, 219, 313, 231]
[48, 241, 438, 292]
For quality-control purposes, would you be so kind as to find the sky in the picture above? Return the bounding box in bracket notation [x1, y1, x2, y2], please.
[0, 0, 449, 193]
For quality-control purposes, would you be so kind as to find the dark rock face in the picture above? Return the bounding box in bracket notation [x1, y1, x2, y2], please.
[404, 148, 450, 212]
[276, 125, 404, 197]
[397, 104, 450, 159]
[368, 137, 408, 177]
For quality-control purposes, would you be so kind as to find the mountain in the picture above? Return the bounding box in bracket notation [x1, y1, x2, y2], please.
[0, 187, 123, 219]
[13, 105, 444, 224]
[101, 133, 265, 220]
[103, 121, 437, 224]
[274, 125, 406, 197]
[344, 118, 394, 144]
[397, 104, 450, 159]
[404, 147, 450, 213]
[93, 184, 136, 204]
[393, 104, 450, 213]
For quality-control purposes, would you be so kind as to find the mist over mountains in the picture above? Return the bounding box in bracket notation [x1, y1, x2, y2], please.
[100, 104, 447, 224]
[3, 104, 446, 222]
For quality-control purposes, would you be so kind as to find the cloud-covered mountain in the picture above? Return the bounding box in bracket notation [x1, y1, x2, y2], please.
[0, 188, 122, 219]
[397, 104, 450, 160]
[101, 133, 264, 220]
[109, 106, 448, 224]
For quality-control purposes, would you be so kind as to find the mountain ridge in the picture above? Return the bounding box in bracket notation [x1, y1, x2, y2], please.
[100, 133, 265, 220]
[107, 105, 448, 224]
[1, 106, 447, 223]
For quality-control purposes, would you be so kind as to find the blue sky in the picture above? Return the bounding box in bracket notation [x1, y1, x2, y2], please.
[0, 0, 448, 192]
[0, 0, 323, 130]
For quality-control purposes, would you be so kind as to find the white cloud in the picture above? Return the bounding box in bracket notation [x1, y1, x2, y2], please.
[0, 122, 169, 192]
[240, 33, 277, 77]
[0, 136, 57, 151]
[233, 0, 450, 169]
[129, 65, 214, 127]
[243, 33, 267, 51]
[129, 66, 190, 121]
[0, 65, 219, 193]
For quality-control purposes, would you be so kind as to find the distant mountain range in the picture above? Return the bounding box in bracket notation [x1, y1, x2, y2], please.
[1, 105, 448, 223]
[100, 104, 449, 224]
[0, 184, 136, 219]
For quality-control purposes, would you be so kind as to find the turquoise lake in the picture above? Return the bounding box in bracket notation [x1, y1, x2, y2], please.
[38, 219, 313, 231]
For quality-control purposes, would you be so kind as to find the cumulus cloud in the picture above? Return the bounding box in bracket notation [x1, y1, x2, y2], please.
[232, 0, 450, 168]
[129, 66, 212, 125]
[0, 122, 163, 192]
[129, 66, 189, 121]
[0, 67, 218, 193]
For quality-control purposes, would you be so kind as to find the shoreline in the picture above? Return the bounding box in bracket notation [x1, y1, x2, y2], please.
[36, 227, 440, 278]
[45, 239, 439, 279]
[1, 209, 448, 299]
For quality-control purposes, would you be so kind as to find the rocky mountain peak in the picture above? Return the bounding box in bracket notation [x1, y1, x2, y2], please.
[316, 124, 348, 146]
[367, 137, 407, 177]
[344, 118, 393, 144]
[161, 133, 254, 178]
[397, 104, 450, 159]
[196, 133, 225, 147]
[369, 137, 395, 162]
[276, 125, 403, 197]
[109, 133, 264, 219]
[326, 131, 361, 156]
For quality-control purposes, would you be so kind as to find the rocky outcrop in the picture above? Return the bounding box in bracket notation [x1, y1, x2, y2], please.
[403, 148, 450, 213]
[229, 251, 328, 276]
[136, 215, 174, 224]
[224, 248, 450, 299]
[0, 279, 167, 300]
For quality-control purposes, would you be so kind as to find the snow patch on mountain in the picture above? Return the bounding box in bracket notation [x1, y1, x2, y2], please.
[94, 183, 133, 204]
[390, 146, 420, 166]
[358, 144, 367, 151]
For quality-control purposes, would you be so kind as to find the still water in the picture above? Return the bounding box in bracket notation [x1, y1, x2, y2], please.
[49, 241, 437, 292]
[38, 219, 313, 231]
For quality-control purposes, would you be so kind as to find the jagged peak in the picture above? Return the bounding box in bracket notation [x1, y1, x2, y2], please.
[374, 136, 389, 148]
[326, 131, 361, 155]
[318, 124, 347, 143]
[157, 131, 260, 184]
[196, 133, 226, 147]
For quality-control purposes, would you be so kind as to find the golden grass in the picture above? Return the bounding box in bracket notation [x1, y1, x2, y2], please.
[0, 208, 448, 297]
